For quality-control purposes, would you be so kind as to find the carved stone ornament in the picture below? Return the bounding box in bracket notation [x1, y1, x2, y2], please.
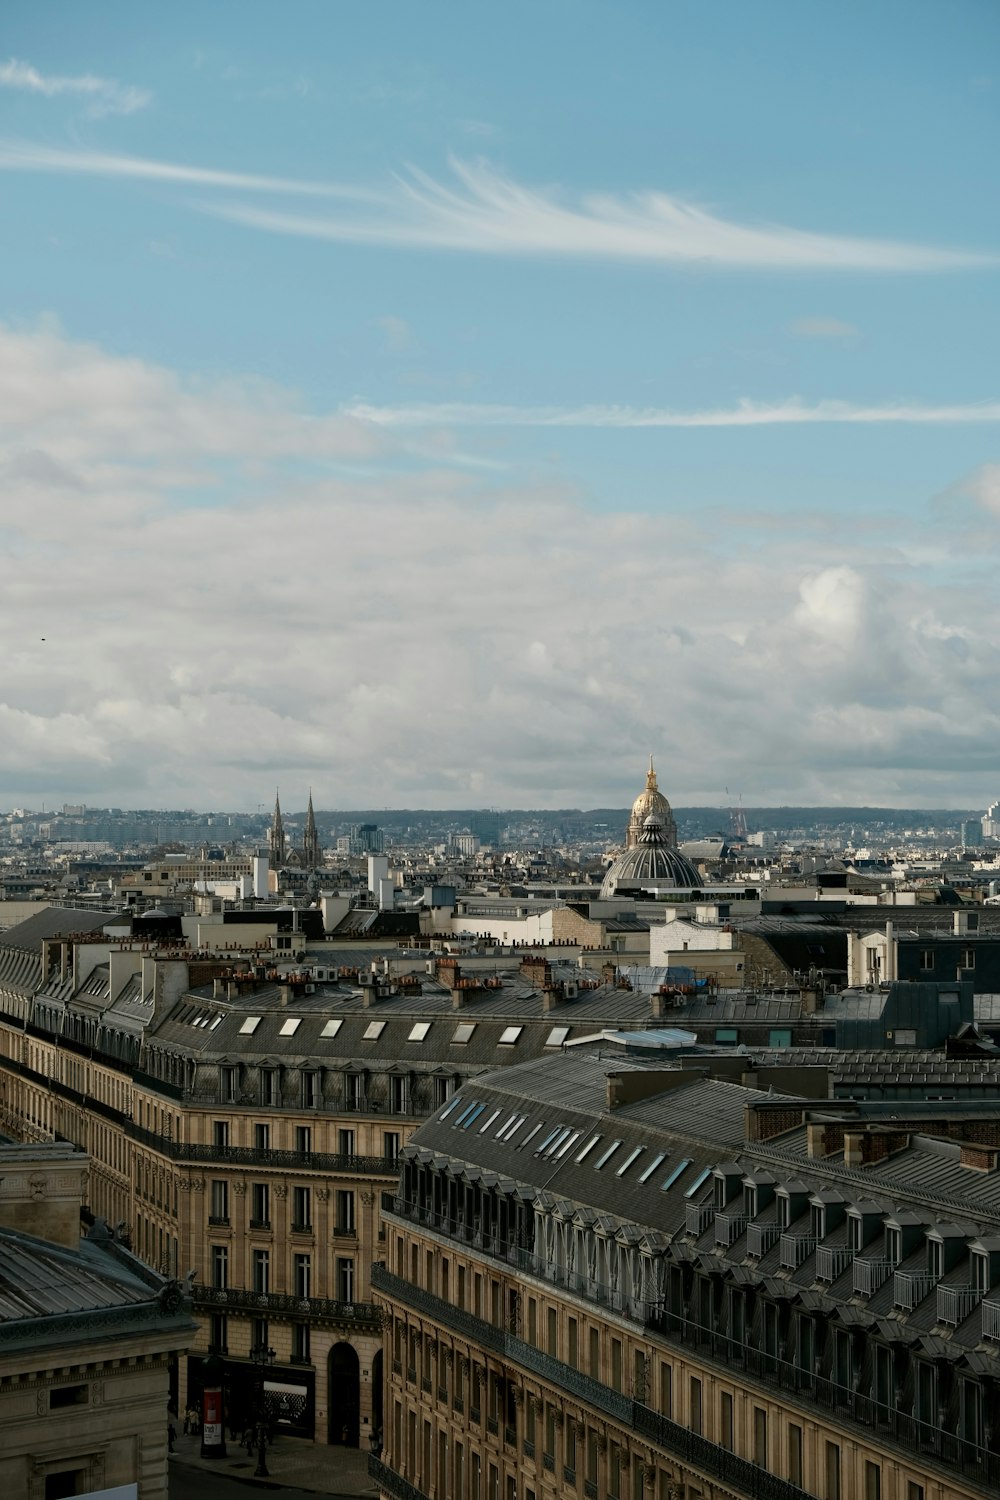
[274, 1184, 288, 1199]
[36, 1389, 47, 1416]
[510, 1385, 523, 1405]
[28, 1176, 46, 1200]
[316, 1187, 330, 1202]
[232, 1179, 247, 1196]
[189, 1178, 205, 1193]
[596, 1432, 607, 1454]
[552, 1409, 564, 1427]
[361, 1190, 376, 1207]
[642, 1464, 656, 1487]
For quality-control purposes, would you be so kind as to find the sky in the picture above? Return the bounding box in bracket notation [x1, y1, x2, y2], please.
[1, 2, 998, 813]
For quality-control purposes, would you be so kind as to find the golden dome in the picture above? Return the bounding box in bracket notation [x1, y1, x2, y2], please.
[626, 756, 678, 848]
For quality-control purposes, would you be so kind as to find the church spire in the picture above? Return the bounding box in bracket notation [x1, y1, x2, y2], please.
[303, 788, 320, 870]
[269, 788, 287, 868]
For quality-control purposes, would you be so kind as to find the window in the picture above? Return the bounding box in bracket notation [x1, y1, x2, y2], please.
[337, 1256, 355, 1301]
[251, 1316, 268, 1349]
[920, 950, 935, 971]
[595, 1140, 623, 1170]
[865, 1462, 881, 1500]
[320, 1018, 343, 1038]
[294, 1253, 311, 1298]
[753, 1407, 767, 1468]
[210, 1180, 229, 1224]
[906, 1486, 924, 1500]
[254, 1122, 270, 1150]
[689, 1377, 702, 1435]
[295, 1125, 311, 1154]
[253, 1249, 270, 1293]
[825, 1442, 840, 1500]
[339, 1128, 355, 1156]
[279, 1017, 301, 1036]
[383, 1131, 400, 1161]
[337, 1189, 356, 1233]
[211, 1245, 228, 1288]
[885, 1226, 902, 1264]
[363, 1020, 386, 1041]
[390, 1074, 411, 1114]
[452, 1023, 476, 1044]
[661, 1159, 692, 1191]
[434, 1075, 456, 1108]
[292, 1323, 311, 1362]
[545, 1026, 570, 1047]
[260, 1068, 280, 1106]
[769, 1028, 792, 1048]
[498, 1026, 522, 1045]
[251, 1182, 270, 1227]
[714, 1027, 738, 1044]
[210, 1313, 228, 1352]
[345, 1073, 364, 1111]
[292, 1185, 311, 1230]
[239, 1016, 261, 1035]
[788, 1425, 803, 1488]
[408, 1021, 431, 1041]
[213, 1120, 229, 1149]
[220, 1065, 238, 1102]
[49, 1384, 88, 1409]
[962, 948, 976, 970]
[638, 1152, 666, 1183]
[301, 1070, 318, 1108]
[719, 1391, 733, 1450]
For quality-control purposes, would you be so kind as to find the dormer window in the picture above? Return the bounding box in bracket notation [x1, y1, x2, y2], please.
[973, 1252, 990, 1293]
[745, 1185, 757, 1218]
[777, 1196, 790, 1230]
[847, 1215, 863, 1251]
[928, 1238, 944, 1279]
[810, 1204, 825, 1239]
[885, 1227, 902, 1265]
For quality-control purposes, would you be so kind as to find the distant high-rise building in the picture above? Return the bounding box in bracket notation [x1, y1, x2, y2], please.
[963, 818, 984, 848]
[467, 809, 503, 847]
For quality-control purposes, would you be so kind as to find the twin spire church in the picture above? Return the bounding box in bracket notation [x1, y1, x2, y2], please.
[268, 790, 321, 870]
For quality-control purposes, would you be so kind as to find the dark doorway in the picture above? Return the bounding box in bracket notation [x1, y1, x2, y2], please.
[328, 1341, 360, 1446]
[371, 1347, 383, 1445]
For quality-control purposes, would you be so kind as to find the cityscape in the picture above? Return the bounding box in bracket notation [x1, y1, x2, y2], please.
[2, 5, 999, 1500]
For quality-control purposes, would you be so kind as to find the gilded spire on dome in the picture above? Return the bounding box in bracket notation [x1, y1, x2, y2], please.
[625, 756, 678, 850]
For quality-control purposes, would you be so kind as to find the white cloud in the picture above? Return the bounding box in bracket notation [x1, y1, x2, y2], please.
[0, 57, 150, 117]
[0, 143, 991, 272]
[344, 396, 1000, 429]
[790, 317, 859, 339]
[2, 322, 1000, 810]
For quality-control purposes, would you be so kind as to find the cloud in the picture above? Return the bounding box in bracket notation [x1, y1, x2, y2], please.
[3, 322, 1000, 810]
[376, 315, 414, 354]
[0, 143, 992, 272]
[0, 57, 150, 117]
[344, 396, 1000, 429]
[790, 317, 859, 339]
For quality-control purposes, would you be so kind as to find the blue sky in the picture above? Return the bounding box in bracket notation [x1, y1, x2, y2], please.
[1, 3, 998, 811]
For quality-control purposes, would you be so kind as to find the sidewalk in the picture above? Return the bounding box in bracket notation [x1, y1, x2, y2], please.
[170, 1429, 380, 1496]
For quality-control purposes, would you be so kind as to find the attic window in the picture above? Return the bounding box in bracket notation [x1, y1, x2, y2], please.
[499, 1026, 523, 1045]
[661, 1158, 693, 1192]
[279, 1018, 301, 1036]
[638, 1152, 666, 1184]
[594, 1140, 622, 1170]
[363, 1020, 386, 1041]
[209, 1015, 223, 1030]
[684, 1167, 713, 1198]
[408, 1022, 431, 1042]
[545, 1026, 570, 1047]
[616, 1146, 644, 1177]
[440, 1094, 464, 1121]
[320, 1019, 343, 1039]
[452, 1022, 476, 1044]
[555, 1130, 581, 1158]
[575, 1135, 601, 1163]
[239, 1017, 261, 1035]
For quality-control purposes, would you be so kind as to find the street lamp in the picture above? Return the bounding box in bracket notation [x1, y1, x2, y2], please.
[250, 1342, 276, 1477]
[368, 1426, 383, 1459]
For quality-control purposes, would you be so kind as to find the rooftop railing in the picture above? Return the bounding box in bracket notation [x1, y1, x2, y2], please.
[853, 1257, 895, 1298]
[746, 1222, 781, 1258]
[893, 1270, 938, 1312]
[937, 1285, 980, 1326]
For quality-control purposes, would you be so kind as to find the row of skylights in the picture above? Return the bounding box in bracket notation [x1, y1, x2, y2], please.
[219, 1017, 568, 1049]
[175, 1004, 223, 1030]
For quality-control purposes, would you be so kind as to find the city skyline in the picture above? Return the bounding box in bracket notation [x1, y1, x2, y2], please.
[2, 4, 998, 810]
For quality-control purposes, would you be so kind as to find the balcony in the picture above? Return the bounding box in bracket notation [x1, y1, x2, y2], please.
[779, 1233, 817, 1271]
[853, 1258, 894, 1297]
[249, 1218, 271, 1232]
[746, 1223, 781, 1258]
[192, 1284, 380, 1325]
[715, 1212, 748, 1248]
[815, 1245, 855, 1282]
[893, 1270, 938, 1312]
[367, 1456, 430, 1500]
[982, 1299, 1000, 1342]
[685, 1201, 715, 1236]
[937, 1285, 980, 1326]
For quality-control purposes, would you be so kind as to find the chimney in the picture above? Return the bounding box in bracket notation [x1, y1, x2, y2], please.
[361, 982, 378, 1008]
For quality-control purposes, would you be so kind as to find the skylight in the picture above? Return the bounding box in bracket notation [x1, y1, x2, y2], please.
[520, 1123, 545, 1150]
[535, 1127, 563, 1155]
[575, 1135, 601, 1163]
[594, 1140, 623, 1170]
[495, 1113, 518, 1137]
[454, 1100, 479, 1126]
[239, 1017, 261, 1035]
[279, 1018, 301, 1036]
[637, 1152, 666, 1183]
[498, 1114, 526, 1141]
[209, 1016, 223, 1030]
[452, 1022, 476, 1044]
[498, 1025, 522, 1045]
[661, 1159, 693, 1192]
[363, 1020, 386, 1041]
[440, 1094, 464, 1120]
[554, 1130, 581, 1159]
[320, 1019, 343, 1039]
[462, 1103, 486, 1129]
[684, 1167, 712, 1199]
[479, 1109, 501, 1133]
[544, 1128, 573, 1157]
[408, 1022, 431, 1042]
[545, 1026, 570, 1047]
[616, 1146, 644, 1177]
